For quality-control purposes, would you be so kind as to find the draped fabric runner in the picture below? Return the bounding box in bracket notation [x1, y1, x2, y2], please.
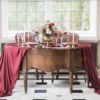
[0, 44, 32, 97]
[78, 44, 100, 94]
[0, 43, 100, 97]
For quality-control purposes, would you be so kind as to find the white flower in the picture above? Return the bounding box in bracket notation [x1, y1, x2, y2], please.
[48, 31, 51, 35]
[52, 26, 55, 29]
[46, 29, 50, 34]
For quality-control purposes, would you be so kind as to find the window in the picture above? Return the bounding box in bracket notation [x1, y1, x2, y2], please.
[8, 0, 45, 31]
[1, 0, 97, 38]
[53, 0, 90, 31]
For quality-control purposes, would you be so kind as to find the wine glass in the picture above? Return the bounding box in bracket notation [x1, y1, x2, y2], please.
[17, 33, 21, 46]
[32, 30, 36, 39]
[62, 32, 67, 46]
[60, 37, 63, 47]
[54, 35, 59, 46]
[39, 34, 43, 43]
[21, 33, 24, 47]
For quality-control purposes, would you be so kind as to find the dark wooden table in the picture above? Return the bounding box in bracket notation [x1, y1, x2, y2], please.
[20, 47, 84, 94]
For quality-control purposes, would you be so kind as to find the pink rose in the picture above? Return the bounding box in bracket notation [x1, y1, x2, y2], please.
[51, 31, 53, 35]
[71, 42, 73, 44]
[58, 22, 60, 25]
[45, 20, 50, 23]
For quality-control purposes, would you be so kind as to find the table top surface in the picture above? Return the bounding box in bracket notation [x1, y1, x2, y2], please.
[28, 47, 82, 51]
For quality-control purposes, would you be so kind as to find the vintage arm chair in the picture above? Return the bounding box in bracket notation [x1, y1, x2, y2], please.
[52, 32, 87, 83]
[15, 32, 39, 80]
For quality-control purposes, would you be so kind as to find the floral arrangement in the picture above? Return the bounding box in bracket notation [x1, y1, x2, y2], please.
[34, 20, 65, 42]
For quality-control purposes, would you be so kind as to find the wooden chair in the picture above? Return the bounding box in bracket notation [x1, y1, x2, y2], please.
[52, 32, 87, 83]
[15, 32, 39, 80]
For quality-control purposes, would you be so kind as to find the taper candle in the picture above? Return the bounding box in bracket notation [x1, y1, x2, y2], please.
[67, 31, 69, 35]
[24, 25, 25, 42]
[67, 15, 69, 31]
[28, 18, 29, 37]
[73, 24, 75, 42]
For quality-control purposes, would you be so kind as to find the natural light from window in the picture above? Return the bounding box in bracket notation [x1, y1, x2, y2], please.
[8, 1, 45, 31]
[53, 1, 90, 31]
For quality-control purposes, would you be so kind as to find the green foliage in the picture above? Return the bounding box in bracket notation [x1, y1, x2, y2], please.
[35, 44, 46, 49]
[35, 44, 42, 49]
[60, 34, 66, 39]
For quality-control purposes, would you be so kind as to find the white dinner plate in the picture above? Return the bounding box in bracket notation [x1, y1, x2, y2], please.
[25, 42, 38, 45]
[62, 42, 76, 45]
[62, 42, 67, 45]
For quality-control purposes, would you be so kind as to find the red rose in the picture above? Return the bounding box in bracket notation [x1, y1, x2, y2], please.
[51, 23, 54, 26]
[63, 32, 67, 36]
[35, 31, 38, 34]
[35, 31, 38, 35]
[55, 33, 59, 37]
[48, 23, 51, 27]
[44, 29, 47, 33]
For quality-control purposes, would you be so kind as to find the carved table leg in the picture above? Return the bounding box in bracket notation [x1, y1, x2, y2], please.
[36, 69, 39, 80]
[52, 72, 54, 84]
[24, 72, 27, 94]
[56, 69, 59, 79]
[85, 71, 90, 87]
[18, 72, 20, 80]
[42, 71, 44, 83]
[75, 72, 77, 79]
[69, 72, 73, 94]
[88, 80, 90, 87]
[84, 71, 87, 83]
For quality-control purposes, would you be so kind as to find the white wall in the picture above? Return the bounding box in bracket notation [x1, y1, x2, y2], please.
[97, 1, 100, 68]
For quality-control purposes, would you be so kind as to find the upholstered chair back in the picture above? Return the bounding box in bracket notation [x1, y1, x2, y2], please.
[15, 32, 79, 44]
[57, 32, 79, 44]
[15, 32, 36, 43]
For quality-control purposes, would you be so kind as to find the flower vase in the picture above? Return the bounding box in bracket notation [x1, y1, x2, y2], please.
[43, 36, 54, 49]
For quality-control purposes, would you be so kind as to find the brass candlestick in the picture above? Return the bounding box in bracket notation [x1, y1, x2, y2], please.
[72, 42, 75, 48]
[27, 36, 30, 47]
[66, 34, 70, 48]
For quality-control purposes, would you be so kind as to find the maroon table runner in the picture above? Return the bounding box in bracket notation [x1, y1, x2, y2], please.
[78, 44, 100, 94]
[0, 43, 32, 97]
[0, 43, 100, 97]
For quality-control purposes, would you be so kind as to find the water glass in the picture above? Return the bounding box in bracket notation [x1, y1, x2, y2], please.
[21, 33, 24, 47]
[55, 38, 58, 46]
[17, 33, 21, 46]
